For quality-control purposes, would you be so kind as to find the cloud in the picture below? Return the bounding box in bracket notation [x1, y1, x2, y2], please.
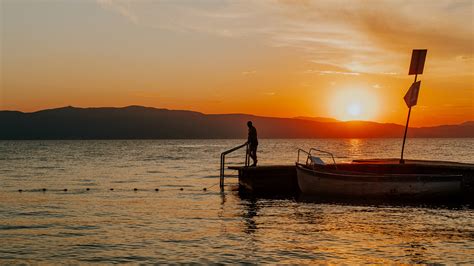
[355, 1, 472, 56]
[97, 0, 138, 24]
[96, 0, 474, 75]
[242, 70, 256, 76]
[303, 69, 360, 76]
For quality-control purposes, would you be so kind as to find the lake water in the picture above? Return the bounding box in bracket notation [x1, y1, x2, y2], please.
[1, 139, 473, 264]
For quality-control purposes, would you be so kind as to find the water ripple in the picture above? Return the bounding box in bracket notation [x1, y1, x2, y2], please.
[0, 139, 473, 264]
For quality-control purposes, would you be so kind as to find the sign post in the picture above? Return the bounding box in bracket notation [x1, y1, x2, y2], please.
[400, 49, 427, 164]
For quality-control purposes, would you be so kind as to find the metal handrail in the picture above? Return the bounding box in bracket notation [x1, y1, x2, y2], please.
[296, 148, 337, 169]
[297, 148, 311, 165]
[308, 148, 337, 167]
[220, 142, 249, 190]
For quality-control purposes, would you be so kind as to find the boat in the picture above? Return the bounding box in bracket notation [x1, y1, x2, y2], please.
[296, 148, 474, 201]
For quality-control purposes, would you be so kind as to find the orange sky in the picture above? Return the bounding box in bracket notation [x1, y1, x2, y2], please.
[1, 0, 473, 127]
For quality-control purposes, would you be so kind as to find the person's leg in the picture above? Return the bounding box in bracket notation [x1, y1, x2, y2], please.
[254, 145, 258, 163]
[247, 148, 253, 166]
[250, 145, 257, 166]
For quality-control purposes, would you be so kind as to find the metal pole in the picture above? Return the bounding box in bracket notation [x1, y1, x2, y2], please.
[400, 107, 411, 164]
[400, 74, 418, 164]
[220, 155, 224, 189]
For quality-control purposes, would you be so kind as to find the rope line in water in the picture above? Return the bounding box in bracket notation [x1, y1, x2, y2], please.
[14, 184, 227, 193]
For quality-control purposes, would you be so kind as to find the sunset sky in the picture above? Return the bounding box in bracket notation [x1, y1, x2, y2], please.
[1, 0, 473, 127]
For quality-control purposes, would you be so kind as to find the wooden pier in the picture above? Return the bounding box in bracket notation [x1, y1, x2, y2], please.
[228, 165, 298, 196]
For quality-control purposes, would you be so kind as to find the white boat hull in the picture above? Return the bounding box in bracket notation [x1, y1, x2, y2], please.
[296, 165, 463, 199]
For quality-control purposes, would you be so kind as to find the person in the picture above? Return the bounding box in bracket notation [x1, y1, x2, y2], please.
[247, 121, 258, 166]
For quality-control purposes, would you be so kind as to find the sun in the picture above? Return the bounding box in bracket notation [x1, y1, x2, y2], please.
[329, 87, 379, 121]
[346, 103, 361, 117]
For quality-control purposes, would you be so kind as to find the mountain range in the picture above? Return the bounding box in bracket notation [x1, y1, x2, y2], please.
[0, 106, 472, 139]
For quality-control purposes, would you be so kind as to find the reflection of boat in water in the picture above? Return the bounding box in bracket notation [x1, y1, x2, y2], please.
[296, 149, 474, 201]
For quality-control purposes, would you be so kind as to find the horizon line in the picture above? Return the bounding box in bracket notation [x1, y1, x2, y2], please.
[1, 104, 472, 128]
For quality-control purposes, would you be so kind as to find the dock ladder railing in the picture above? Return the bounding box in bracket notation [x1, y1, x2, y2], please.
[220, 142, 249, 190]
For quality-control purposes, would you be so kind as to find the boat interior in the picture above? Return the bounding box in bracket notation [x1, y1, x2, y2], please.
[297, 148, 474, 176]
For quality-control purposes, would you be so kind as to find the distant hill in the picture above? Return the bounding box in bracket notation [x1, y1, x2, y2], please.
[0, 106, 472, 139]
[293, 116, 340, 123]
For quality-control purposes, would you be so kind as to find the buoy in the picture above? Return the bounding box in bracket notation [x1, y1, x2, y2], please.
[64, 189, 68, 192]
[133, 188, 138, 191]
[86, 188, 90, 191]
[18, 189, 23, 192]
[155, 188, 159, 191]
[203, 188, 207, 191]
[110, 188, 114, 191]
[180, 188, 183, 191]
[42, 188, 46, 192]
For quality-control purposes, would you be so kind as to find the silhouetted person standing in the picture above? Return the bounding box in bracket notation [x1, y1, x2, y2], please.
[247, 121, 258, 166]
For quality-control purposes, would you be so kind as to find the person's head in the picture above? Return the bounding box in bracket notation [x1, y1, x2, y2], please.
[247, 121, 253, 128]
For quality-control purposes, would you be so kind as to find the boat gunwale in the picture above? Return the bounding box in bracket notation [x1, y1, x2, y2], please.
[351, 158, 474, 168]
[295, 163, 464, 182]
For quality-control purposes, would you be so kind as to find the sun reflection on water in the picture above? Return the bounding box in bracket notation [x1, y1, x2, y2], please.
[348, 138, 362, 158]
